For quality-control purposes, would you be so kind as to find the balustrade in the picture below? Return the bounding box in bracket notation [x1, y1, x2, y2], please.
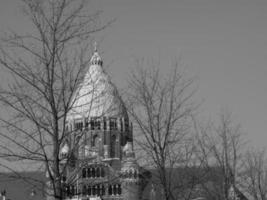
[65, 184, 121, 198]
[82, 166, 105, 178]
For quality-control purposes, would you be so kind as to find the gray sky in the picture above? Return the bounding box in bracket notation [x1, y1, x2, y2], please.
[1, 0, 267, 147]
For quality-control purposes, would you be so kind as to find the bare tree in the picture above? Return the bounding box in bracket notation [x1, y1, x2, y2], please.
[125, 57, 197, 200]
[195, 111, 245, 200]
[240, 148, 267, 200]
[0, 0, 110, 199]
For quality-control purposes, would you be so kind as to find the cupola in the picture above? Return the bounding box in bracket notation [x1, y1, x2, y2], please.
[90, 44, 103, 66]
[121, 142, 140, 181]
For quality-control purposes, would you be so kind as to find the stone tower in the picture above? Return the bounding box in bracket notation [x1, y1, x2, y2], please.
[59, 46, 147, 200]
[121, 142, 142, 200]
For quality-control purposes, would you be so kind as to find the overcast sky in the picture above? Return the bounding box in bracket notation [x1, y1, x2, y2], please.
[1, 0, 267, 148]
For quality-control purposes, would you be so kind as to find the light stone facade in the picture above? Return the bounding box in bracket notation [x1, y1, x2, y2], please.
[58, 48, 148, 200]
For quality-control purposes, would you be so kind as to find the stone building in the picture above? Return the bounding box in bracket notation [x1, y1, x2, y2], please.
[57, 46, 149, 200]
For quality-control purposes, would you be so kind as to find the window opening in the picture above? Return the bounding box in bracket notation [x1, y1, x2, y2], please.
[110, 118, 117, 130]
[75, 121, 83, 131]
[92, 168, 95, 178]
[92, 135, 99, 147]
[82, 168, 86, 178]
[82, 185, 87, 195]
[110, 135, 116, 158]
[101, 167, 105, 177]
[90, 118, 101, 130]
[108, 185, 112, 195]
[96, 167, 100, 177]
[88, 186, 91, 195]
[103, 117, 107, 130]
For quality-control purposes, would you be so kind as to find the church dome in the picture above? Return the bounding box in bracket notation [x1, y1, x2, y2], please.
[67, 47, 128, 120]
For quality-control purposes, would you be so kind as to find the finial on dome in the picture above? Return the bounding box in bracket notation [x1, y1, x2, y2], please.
[90, 42, 102, 66]
[94, 41, 98, 52]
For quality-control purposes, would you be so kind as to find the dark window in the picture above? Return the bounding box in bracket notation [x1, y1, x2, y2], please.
[101, 185, 105, 195]
[95, 120, 101, 130]
[87, 168, 91, 178]
[125, 119, 129, 131]
[75, 122, 83, 131]
[92, 186, 96, 195]
[101, 167, 105, 177]
[92, 168, 95, 178]
[108, 185, 112, 195]
[71, 185, 76, 195]
[82, 185, 87, 195]
[88, 185, 91, 195]
[113, 185, 118, 195]
[82, 168, 86, 178]
[103, 117, 107, 130]
[90, 119, 95, 130]
[65, 186, 70, 196]
[85, 121, 89, 130]
[90, 118, 101, 130]
[96, 167, 100, 177]
[110, 118, 117, 130]
[97, 185, 101, 196]
[110, 135, 116, 158]
[118, 184, 122, 195]
[120, 118, 123, 131]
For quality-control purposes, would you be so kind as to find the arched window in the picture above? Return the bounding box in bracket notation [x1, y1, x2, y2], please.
[108, 185, 112, 195]
[92, 168, 95, 178]
[82, 185, 87, 195]
[97, 185, 101, 196]
[90, 118, 101, 130]
[110, 135, 116, 158]
[73, 185, 77, 195]
[101, 167, 105, 177]
[96, 167, 100, 177]
[113, 185, 118, 195]
[75, 121, 83, 131]
[87, 185, 91, 196]
[82, 168, 86, 178]
[92, 135, 99, 147]
[118, 184, 121, 195]
[92, 185, 96, 196]
[65, 186, 70, 196]
[87, 168, 92, 178]
[103, 117, 107, 130]
[85, 121, 89, 130]
[110, 118, 117, 130]
[101, 185, 105, 196]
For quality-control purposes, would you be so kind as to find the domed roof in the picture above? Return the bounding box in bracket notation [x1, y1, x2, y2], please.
[67, 48, 128, 120]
